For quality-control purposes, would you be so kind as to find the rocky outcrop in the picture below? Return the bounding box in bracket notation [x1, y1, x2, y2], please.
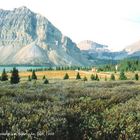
[0, 6, 89, 66]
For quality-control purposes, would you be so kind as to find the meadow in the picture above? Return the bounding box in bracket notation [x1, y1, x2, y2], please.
[6, 70, 140, 81]
[0, 70, 140, 140]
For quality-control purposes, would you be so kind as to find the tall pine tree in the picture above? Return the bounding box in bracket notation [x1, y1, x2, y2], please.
[32, 70, 37, 80]
[63, 73, 69, 80]
[119, 70, 127, 80]
[10, 68, 20, 84]
[1, 68, 8, 81]
[95, 74, 99, 81]
[76, 72, 81, 80]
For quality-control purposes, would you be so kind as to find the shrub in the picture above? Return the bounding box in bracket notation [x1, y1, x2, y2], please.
[43, 75, 46, 80]
[105, 76, 107, 81]
[28, 75, 31, 81]
[110, 73, 115, 81]
[90, 74, 95, 80]
[83, 76, 87, 81]
[44, 78, 49, 84]
[134, 73, 139, 81]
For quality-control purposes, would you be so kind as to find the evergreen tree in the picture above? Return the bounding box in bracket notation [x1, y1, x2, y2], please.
[134, 73, 139, 81]
[63, 73, 69, 80]
[90, 74, 95, 80]
[105, 76, 107, 81]
[28, 75, 31, 81]
[32, 70, 37, 80]
[83, 76, 87, 81]
[95, 74, 99, 81]
[43, 75, 46, 80]
[76, 72, 81, 80]
[44, 78, 49, 84]
[119, 70, 127, 80]
[110, 73, 115, 81]
[1, 68, 8, 81]
[10, 68, 20, 84]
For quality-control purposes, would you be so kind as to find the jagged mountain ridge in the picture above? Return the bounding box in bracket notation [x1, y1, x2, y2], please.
[0, 6, 90, 66]
[77, 40, 109, 52]
[77, 40, 115, 61]
[77, 40, 140, 63]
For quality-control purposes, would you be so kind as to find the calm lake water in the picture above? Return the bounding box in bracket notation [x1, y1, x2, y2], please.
[0, 66, 49, 72]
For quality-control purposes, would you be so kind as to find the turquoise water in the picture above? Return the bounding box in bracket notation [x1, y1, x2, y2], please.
[0, 66, 49, 72]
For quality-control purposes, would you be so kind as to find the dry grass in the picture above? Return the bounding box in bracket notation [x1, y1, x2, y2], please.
[16, 70, 91, 80]
[6, 70, 140, 80]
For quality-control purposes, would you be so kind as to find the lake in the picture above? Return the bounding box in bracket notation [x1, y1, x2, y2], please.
[0, 66, 50, 72]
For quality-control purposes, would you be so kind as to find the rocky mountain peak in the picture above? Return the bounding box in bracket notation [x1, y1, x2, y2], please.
[14, 6, 30, 11]
[77, 40, 109, 52]
[0, 6, 89, 66]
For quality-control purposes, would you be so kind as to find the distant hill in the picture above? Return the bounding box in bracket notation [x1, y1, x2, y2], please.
[77, 39, 140, 64]
[124, 40, 140, 54]
[77, 40, 127, 65]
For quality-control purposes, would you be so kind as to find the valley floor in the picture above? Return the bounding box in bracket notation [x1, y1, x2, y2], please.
[5, 70, 140, 81]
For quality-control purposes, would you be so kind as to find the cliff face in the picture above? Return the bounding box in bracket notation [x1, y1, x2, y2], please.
[0, 6, 89, 66]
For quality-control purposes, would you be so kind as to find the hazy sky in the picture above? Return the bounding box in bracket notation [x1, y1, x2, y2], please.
[1, 0, 140, 51]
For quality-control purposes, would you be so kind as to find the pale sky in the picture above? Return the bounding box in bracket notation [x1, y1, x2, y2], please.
[1, 0, 140, 51]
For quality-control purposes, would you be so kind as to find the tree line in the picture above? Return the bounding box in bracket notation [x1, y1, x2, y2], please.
[98, 59, 140, 72]
[0, 68, 49, 84]
[27, 66, 92, 72]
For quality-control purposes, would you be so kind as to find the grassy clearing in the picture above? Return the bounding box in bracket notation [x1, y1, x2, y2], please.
[4, 70, 140, 81]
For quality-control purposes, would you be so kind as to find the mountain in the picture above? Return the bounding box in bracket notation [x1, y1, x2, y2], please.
[1, 6, 140, 67]
[77, 40, 112, 60]
[77, 40, 109, 52]
[124, 40, 140, 54]
[112, 40, 140, 60]
[77, 40, 114, 63]
[0, 6, 90, 66]
[77, 40, 131, 65]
